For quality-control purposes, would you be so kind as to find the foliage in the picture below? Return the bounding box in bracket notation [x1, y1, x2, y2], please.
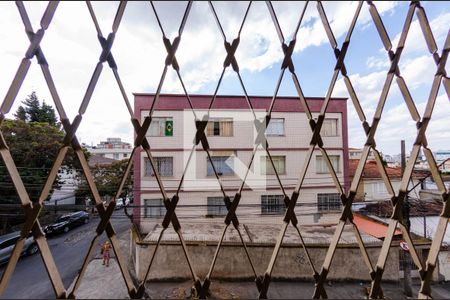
[75, 159, 133, 201]
[14, 91, 59, 127]
[0, 119, 82, 204]
[0, 92, 86, 205]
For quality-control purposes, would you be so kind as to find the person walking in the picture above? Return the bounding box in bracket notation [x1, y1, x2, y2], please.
[100, 241, 111, 267]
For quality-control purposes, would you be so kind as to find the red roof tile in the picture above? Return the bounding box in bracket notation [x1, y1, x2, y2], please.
[349, 159, 401, 179]
[348, 159, 429, 179]
[353, 213, 401, 239]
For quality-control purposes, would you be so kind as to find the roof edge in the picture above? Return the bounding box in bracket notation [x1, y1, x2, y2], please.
[132, 93, 348, 101]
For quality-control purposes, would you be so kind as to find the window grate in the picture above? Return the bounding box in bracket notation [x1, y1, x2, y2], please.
[0, 1, 448, 299]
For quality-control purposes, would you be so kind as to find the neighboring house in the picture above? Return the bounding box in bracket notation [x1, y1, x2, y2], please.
[360, 199, 446, 282]
[348, 147, 375, 160]
[435, 150, 450, 164]
[86, 137, 132, 160]
[133, 94, 349, 233]
[88, 154, 116, 167]
[440, 159, 450, 173]
[348, 159, 427, 202]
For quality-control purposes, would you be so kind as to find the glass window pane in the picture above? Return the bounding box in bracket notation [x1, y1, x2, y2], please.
[317, 193, 341, 211]
[261, 195, 285, 214]
[213, 122, 220, 136]
[207, 156, 234, 176]
[144, 199, 165, 217]
[262, 156, 286, 175]
[316, 155, 340, 173]
[321, 119, 338, 136]
[144, 157, 173, 177]
[266, 118, 284, 136]
[207, 197, 230, 216]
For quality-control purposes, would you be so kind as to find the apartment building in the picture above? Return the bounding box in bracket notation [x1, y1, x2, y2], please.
[86, 137, 132, 160]
[133, 94, 349, 233]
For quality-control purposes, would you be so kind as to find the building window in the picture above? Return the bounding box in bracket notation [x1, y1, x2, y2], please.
[261, 195, 285, 214]
[261, 156, 286, 175]
[144, 199, 165, 218]
[207, 197, 229, 216]
[266, 118, 285, 136]
[148, 117, 173, 136]
[316, 155, 340, 173]
[113, 153, 119, 160]
[373, 181, 387, 195]
[317, 193, 341, 211]
[207, 156, 234, 176]
[123, 153, 128, 158]
[144, 157, 173, 177]
[321, 118, 338, 136]
[207, 118, 233, 136]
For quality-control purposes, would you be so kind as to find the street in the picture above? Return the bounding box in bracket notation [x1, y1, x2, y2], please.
[0, 209, 131, 299]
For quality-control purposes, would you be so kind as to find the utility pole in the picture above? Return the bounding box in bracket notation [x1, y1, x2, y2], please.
[401, 140, 413, 297]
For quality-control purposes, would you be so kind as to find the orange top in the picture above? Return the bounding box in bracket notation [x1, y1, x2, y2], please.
[101, 243, 111, 253]
[353, 213, 402, 239]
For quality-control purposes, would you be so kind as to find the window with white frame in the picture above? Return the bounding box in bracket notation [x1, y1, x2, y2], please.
[144, 157, 173, 177]
[373, 181, 387, 195]
[113, 153, 119, 160]
[321, 118, 338, 136]
[266, 118, 285, 136]
[144, 199, 165, 217]
[207, 197, 231, 216]
[316, 155, 340, 173]
[261, 155, 286, 175]
[148, 117, 173, 136]
[317, 193, 341, 211]
[207, 118, 233, 136]
[207, 156, 234, 176]
[261, 195, 285, 214]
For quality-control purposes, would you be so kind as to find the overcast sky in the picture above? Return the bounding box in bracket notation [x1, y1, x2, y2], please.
[0, 1, 448, 155]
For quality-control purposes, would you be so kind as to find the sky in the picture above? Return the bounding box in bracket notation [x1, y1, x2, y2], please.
[0, 1, 448, 156]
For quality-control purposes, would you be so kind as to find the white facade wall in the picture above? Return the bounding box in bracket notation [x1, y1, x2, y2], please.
[89, 147, 132, 160]
[363, 179, 422, 201]
[139, 109, 345, 232]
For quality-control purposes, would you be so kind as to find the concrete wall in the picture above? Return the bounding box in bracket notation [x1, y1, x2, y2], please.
[134, 242, 400, 282]
[438, 250, 450, 281]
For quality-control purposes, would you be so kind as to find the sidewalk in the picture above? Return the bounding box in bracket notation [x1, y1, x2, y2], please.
[69, 258, 130, 299]
[71, 259, 450, 299]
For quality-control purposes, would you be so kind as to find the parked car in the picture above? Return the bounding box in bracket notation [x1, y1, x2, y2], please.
[43, 211, 90, 235]
[115, 197, 130, 210]
[0, 231, 38, 264]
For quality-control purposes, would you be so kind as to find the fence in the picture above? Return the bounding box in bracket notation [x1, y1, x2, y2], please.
[0, 1, 449, 299]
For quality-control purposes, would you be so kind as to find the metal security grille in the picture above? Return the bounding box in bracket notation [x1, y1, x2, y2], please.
[0, 1, 449, 299]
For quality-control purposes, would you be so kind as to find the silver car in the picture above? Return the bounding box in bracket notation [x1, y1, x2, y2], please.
[0, 231, 38, 264]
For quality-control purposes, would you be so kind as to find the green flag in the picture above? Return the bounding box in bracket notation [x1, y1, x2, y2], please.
[165, 120, 173, 136]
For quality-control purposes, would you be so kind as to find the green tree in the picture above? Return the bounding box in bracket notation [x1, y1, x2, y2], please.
[75, 159, 133, 201]
[0, 119, 84, 204]
[14, 91, 59, 127]
[0, 93, 88, 233]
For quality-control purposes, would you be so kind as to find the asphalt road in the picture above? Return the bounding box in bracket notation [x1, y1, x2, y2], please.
[0, 209, 132, 299]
